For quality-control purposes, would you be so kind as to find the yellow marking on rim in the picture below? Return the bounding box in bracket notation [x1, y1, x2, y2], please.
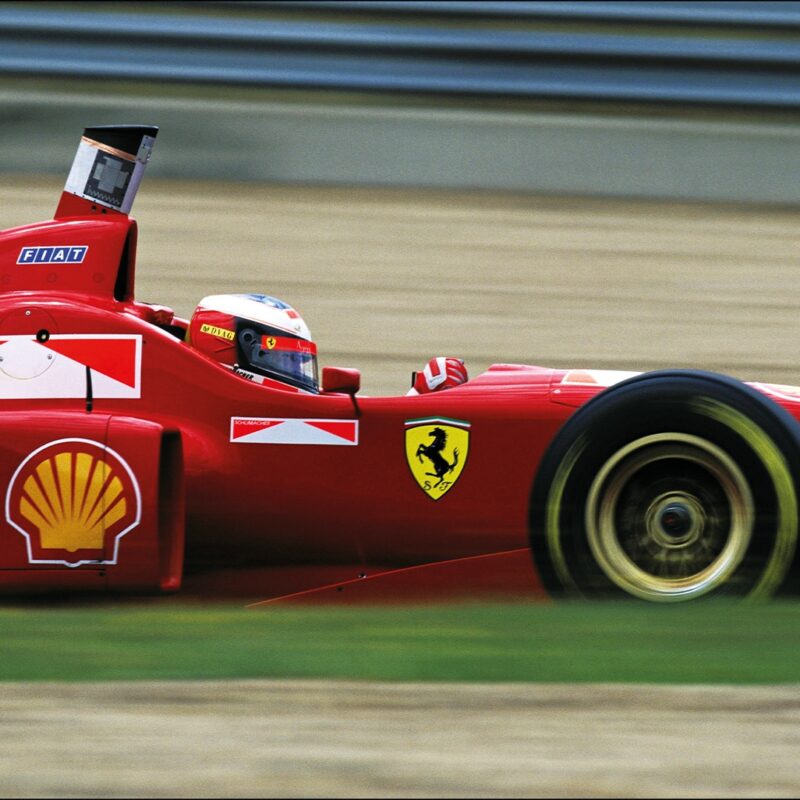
[585, 433, 753, 601]
[691, 396, 799, 600]
[545, 433, 588, 595]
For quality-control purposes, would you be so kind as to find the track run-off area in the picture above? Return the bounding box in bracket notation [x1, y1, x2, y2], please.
[1, 179, 800, 797]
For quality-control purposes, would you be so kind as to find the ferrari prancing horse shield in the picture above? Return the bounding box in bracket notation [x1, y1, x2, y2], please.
[405, 417, 470, 500]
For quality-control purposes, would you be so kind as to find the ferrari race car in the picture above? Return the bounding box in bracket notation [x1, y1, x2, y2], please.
[0, 125, 798, 605]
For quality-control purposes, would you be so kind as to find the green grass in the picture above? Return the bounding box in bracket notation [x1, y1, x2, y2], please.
[1, 601, 798, 683]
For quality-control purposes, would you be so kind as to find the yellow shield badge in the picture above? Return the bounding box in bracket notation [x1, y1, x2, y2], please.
[405, 417, 470, 500]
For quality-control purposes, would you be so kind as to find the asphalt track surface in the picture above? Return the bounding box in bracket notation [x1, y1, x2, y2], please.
[2, 179, 800, 797]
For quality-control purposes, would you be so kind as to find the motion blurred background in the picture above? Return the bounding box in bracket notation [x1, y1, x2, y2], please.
[4, 0, 800, 198]
[2, 0, 800, 395]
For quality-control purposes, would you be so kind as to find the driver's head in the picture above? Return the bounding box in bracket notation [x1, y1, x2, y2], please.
[188, 293, 319, 392]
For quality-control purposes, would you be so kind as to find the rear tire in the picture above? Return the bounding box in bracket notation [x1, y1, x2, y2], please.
[529, 370, 800, 601]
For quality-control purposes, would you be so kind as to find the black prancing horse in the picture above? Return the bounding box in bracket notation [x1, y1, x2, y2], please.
[416, 427, 459, 487]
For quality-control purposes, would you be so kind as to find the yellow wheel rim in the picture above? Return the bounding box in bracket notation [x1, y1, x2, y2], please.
[585, 433, 754, 602]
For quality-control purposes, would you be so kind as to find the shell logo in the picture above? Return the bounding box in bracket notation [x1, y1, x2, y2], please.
[6, 439, 141, 567]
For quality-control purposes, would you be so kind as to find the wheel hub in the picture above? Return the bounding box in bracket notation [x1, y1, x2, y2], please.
[585, 433, 754, 601]
[646, 494, 705, 548]
[660, 505, 691, 536]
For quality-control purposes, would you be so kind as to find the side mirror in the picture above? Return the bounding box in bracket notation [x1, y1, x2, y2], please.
[322, 366, 361, 395]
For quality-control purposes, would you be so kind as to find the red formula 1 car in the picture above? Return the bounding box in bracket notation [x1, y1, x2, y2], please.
[0, 125, 798, 605]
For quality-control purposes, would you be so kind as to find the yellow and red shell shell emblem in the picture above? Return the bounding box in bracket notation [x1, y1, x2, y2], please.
[6, 439, 141, 567]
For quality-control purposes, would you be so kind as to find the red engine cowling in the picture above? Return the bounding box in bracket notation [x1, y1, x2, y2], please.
[0, 412, 184, 594]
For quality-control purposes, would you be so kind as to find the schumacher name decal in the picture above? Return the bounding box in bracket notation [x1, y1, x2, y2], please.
[0, 334, 142, 399]
[17, 246, 88, 265]
[230, 417, 359, 445]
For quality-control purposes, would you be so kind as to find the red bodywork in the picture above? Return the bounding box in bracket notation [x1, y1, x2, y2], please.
[3, 180, 800, 605]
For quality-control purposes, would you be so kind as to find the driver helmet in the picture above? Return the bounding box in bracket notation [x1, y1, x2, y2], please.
[188, 293, 319, 393]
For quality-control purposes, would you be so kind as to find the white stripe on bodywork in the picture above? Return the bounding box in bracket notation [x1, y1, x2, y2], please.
[230, 417, 358, 445]
[0, 334, 141, 399]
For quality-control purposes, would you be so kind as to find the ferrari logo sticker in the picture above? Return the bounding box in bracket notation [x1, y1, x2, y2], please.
[404, 417, 470, 500]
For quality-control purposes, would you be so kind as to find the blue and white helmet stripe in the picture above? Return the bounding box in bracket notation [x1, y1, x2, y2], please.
[196, 293, 312, 339]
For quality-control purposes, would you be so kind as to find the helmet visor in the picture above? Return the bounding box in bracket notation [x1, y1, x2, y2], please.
[239, 328, 319, 392]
